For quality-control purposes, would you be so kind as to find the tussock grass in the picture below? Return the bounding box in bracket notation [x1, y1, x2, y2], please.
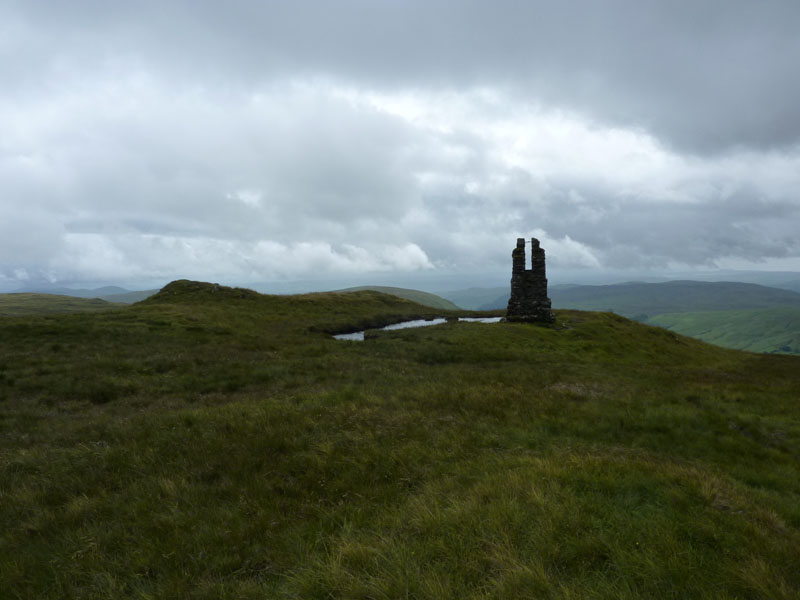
[1, 280, 799, 598]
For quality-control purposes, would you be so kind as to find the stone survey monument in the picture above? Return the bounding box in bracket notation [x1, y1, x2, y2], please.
[506, 237, 554, 323]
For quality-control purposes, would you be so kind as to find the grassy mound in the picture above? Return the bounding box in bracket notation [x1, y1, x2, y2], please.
[1, 281, 799, 598]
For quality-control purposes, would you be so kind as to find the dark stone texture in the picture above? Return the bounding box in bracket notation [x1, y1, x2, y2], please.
[506, 237, 554, 323]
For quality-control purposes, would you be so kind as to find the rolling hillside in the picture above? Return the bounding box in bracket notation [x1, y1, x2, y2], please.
[437, 286, 508, 310]
[100, 289, 159, 303]
[779, 278, 800, 293]
[0, 293, 123, 316]
[460, 280, 800, 355]
[1, 280, 799, 598]
[476, 280, 800, 316]
[334, 285, 461, 310]
[8, 285, 159, 304]
[650, 306, 800, 354]
[10, 285, 131, 298]
[552, 280, 800, 317]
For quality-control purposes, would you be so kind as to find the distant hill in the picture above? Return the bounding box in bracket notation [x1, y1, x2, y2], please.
[0, 293, 122, 316]
[477, 280, 800, 317]
[462, 280, 800, 354]
[650, 307, 800, 355]
[437, 287, 507, 310]
[9, 285, 158, 304]
[440, 284, 588, 311]
[101, 289, 159, 303]
[551, 281, 800, 318]
[778, 279, 800, 293]
[11, 285, 131, 298]
[334, 286, 460, 310]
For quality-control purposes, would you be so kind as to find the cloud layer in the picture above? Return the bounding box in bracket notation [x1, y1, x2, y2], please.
[2, 1, 799, 289]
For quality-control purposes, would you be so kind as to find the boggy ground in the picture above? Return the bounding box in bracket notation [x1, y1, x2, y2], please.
[1, 280, 799, 599]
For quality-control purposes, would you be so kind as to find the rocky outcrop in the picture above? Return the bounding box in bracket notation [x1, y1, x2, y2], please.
[506, 238, 554, 323]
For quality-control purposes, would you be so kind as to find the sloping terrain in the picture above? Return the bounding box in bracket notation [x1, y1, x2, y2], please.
[1, 280, 799, 598]
[778, 278, 800, 293]
[8, 285, 159, 304]
[0, 293, 123, 316]
[650, 306, 800, 354]
[100, 289, 159, 303]
[438, 286, 508, 310]
[478, 280, 800, 316]
[551, 280, 800, 318]
[9, 285, 131, 297]
[468, 280, 800, 354]
[335, 285, 461, 310]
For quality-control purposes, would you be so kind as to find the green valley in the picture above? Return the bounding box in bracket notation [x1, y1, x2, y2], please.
[650, 306, 800, 355]
[450, 280, 800, 355]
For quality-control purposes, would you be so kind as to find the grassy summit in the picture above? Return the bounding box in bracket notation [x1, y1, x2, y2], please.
[1, 280, 799, 598]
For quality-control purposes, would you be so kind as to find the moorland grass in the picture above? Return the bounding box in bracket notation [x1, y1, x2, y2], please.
[1, 280, 799, 598]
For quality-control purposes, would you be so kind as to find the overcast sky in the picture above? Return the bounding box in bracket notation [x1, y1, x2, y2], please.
[2, 0, 800, 291]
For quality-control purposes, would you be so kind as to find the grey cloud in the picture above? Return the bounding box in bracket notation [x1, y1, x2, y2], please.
[0, 78, 435, 284]
[2, 1, 800, 288]
[514, 182, 800, 269]
[7, 1, 800, 153]
[2, 80, 419, 234]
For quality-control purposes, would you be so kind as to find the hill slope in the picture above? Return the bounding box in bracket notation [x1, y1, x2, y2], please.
[1, 280, 799, 599]
[479, 280, 800, 316]
[438, 286, 508, 310]
[0, 293, 123, 316]
[5, 285, 159, 304]
[471, 281, 800, 354]
[552, 280, 800, 317]
[101, 289, 159, 303]
[779, 278, 800, 293]
[10, 285, 131, 297]
[650, 306, 800, 354]
[335, 285, 461, 310]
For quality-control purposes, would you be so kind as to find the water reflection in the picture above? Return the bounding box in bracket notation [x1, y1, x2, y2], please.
[334, 316, 502, 341]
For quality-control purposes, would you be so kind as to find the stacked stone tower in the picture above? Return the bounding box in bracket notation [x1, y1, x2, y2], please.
[506, 237, 554, 323]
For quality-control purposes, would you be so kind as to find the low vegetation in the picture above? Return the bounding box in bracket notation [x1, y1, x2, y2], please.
[1, 280, 799, 598]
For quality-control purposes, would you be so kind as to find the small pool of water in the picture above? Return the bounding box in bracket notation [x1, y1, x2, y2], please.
[334, 316, 502, 341]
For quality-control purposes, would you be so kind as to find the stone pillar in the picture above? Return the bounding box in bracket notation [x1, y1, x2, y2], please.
[512, 238, 526, 273]
[506, 237, 554, 323]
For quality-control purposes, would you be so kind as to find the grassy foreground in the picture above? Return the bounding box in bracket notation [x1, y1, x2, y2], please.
[1, 280, 799, 599]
